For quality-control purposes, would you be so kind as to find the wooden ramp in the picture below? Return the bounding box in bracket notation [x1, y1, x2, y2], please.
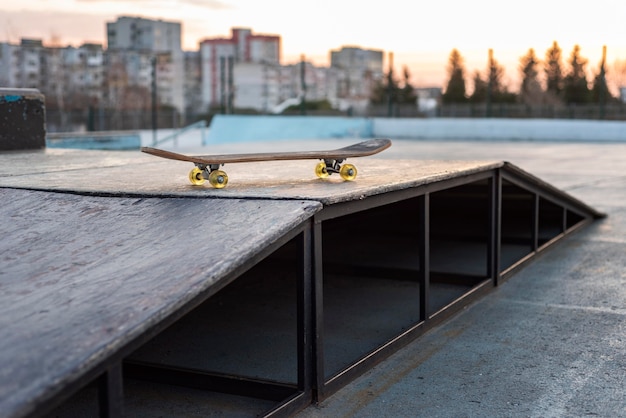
[0, 148, 603, 417]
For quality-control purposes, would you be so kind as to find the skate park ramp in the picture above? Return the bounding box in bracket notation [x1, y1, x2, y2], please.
[0, 138, 613, 418]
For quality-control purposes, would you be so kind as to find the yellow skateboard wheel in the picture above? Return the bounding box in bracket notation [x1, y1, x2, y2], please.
[315, 162, 330, 178]
[189, 167, 205, 185]
[208, 170, 228, 188]
[339, 164, 357, 181]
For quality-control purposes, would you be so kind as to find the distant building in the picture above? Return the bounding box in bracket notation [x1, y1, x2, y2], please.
[106, 16, 182, 55]
[183, 51, 202, 117]
[199, 28, 281, 111]
[620, 87, 626, 103]
[60, 43, 105, 102]
[415, 87, 442, 116]
[330, 46, 383, 99]
[0, 42, 19, 87]
[279, 61, 341, 110]
[0, 39, 104, 104]
[106, 16, 185, 114]
[15, 39, 45, 89]
[233, 62, 281, 112]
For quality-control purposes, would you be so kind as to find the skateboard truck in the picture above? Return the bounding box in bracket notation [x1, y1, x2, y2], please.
[189, 164, 228, 188]
[315, 159, 357, 181]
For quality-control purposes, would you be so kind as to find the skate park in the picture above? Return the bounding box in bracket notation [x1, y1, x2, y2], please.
[1, 100, 625, 417]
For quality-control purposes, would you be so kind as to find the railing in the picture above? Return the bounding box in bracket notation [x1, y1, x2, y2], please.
[152, 120, 209, 147]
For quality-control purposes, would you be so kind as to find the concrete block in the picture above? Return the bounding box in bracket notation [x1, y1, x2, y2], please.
[0, 88, 46, 151]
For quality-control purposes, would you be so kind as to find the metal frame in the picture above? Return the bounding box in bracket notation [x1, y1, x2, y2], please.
[311, 166, 602, 401]
[40, 220, 314, 418]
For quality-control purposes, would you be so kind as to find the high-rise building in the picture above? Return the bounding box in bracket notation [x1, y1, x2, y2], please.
[330, 46, 383, 99]
[106, 16, 184, 114]
[106, 16, 182, 54]
[0, 42, 19, 87]
[199, 28, 281, 110]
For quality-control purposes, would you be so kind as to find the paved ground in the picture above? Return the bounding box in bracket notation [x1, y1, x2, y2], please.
[295, 139, 626, 417]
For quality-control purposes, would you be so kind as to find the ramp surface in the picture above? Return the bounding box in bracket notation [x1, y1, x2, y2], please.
[0, 140, 608, 417]
[0, 188, 319, 418]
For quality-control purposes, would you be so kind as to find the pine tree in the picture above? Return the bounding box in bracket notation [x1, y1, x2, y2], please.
[369, 67, 399, 105]
[519, 48, 543, 104]
[441, 49, 467, 103]
[487, 49, 504, 95]
[544, 41, 564, 103]
[398, 66, 417, 104]
[591, 46, 612, 103]
[468, 50, 516, 104]
[469, 71, 487, 103]
[562, 45, 590, 104]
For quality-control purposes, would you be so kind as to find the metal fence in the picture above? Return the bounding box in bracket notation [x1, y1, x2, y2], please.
[45, 108, 186, 133]
[45, 103, 626, 132]
[435, 103, 626, 120]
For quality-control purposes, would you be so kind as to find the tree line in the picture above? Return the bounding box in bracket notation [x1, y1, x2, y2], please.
[441, 42, 614, 105]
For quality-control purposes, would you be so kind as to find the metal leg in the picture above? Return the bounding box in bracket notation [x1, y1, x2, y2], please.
[489, 171, 502, 286]
[312, 218, 325, 401]
[532, 194, 540, 252]
[419, 193, 430, 321]
[98, 363, 123, 418]
[297, 226, 314, 394]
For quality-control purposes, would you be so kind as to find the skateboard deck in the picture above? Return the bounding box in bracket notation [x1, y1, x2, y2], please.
[141, 138, 391, 188]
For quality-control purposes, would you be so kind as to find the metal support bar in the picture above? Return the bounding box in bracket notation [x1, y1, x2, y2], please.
[488, 172, 502, 285]
[532, 193, 540, 252]
[419, 193, 430, 321]
[98, 363, 123, 418]
[312, 219, 325, 401]
[124, 362, 296, 402]
[297, 226, 313, 394]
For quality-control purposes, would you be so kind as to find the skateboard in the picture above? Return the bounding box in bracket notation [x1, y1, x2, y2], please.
[141, 138, 392, 188]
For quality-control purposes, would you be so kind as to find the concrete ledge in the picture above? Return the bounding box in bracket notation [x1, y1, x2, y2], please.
[372, 118, 626, 142]
[47, 131, 141, 150]
[0, 88, 46, 151]
[205, 115, 626, 143]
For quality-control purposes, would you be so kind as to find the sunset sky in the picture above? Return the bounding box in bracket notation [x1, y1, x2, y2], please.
[2, 0, 625, 90]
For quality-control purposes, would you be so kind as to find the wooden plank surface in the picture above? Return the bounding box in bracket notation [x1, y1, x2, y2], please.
[0, 188, 320, 417]
[0, 148, 503, 204]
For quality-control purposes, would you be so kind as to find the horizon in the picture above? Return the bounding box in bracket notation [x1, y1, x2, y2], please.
[2, 0, 625, 93]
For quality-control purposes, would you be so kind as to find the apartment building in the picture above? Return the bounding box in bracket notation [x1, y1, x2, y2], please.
[0, 42, 19, 87]
[1, 18, 386, 124]
[0, 39, 105, 105]
[106, 16, 185, 114]
[199, 28, 281, 110]
[330, 46, 384, 99]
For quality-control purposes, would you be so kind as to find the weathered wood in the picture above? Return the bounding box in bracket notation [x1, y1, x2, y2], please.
[0, 188, 320, 417]
[0, 148, 504, 205]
